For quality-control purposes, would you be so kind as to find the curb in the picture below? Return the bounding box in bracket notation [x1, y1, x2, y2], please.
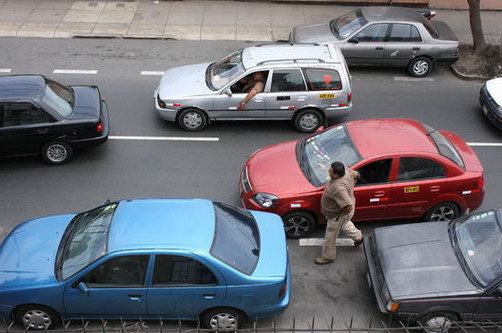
[449, 64, 490, 81]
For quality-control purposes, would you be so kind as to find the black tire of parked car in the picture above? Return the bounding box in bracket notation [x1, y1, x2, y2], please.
[294, 109, 323, 133]
[40, 141, 74, 165]
[178, 108, 208, 131]
[417, 311, 459, 332]
[15, 304, 61, 330]
[282, 211, 316, 239]
[424, 202, 460, 222]
[408, 56, 433, 77]
[201, 307, 245, 330]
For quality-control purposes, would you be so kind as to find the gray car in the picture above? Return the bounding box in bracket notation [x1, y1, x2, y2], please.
[154, 44, 352, 132]
[364, 208, 502, 331]
[290, 7, 459, 77]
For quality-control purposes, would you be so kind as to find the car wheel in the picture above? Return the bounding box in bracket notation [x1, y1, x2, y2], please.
[201, 307, 245, 331]
[417, 312, 458, 333]
[294, 109, 323, 133]
[424, 202, 459, 222]
[40, 141, 74, 165]
[178, 108, 207, 131]
[282, 211, 316, 239]
[408, 57, 433, 77]
[15, 305, 61, 330]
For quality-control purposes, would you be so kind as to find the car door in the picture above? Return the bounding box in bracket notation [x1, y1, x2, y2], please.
[342, 23, 390, 65]
[303, 68, 347, 112]
[389, 156, 447, 219]
[0, 102, 55, 155]
[146, 254, 226, 318]
[264, 68, 308, 119]
[212, 71, 268, 119]
[63, 255, 149, 317]
[472, 283, 502, 320]
[353, 158, 393, 221]
[384, 23, 424, 67]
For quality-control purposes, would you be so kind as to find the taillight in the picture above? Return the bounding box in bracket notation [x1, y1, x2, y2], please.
[96, 122, 103, 133]
[476, 177, 484, 190]
[277, 281, 287, 297]
[347, 92, 352, 104]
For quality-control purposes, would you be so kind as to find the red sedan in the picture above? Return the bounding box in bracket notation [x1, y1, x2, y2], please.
[240, 118, 485, 238]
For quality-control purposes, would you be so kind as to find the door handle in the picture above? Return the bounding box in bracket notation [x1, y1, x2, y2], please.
[373, 191, 385, 197]
[203, 293, 217, 299]
[36, 128, 49, 134]
[412, 47, 420, 50]
[375, 47, 384, 50]
[128, 294, 143, 302]
[429, 186, 441, 192]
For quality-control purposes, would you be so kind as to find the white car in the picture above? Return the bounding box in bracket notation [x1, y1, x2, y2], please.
[479, 77, 502, 129]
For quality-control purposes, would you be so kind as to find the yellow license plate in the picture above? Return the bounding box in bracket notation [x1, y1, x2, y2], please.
[320, 93, 335, 99]
[404, 186, 419, 193]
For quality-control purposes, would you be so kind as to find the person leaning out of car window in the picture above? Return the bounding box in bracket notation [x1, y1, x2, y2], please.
[239, 72, 266, 109]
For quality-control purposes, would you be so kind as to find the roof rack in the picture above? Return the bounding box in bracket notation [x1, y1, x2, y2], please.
[256, 58, 326, 65]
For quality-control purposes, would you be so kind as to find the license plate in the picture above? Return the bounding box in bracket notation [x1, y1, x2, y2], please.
[320, 93, 335, 99]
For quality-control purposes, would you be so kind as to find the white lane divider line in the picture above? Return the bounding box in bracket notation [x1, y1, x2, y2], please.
[0, 68, 12, 73]
[109, 135, 219, 142]
[300, 238, 354, 247]
[53, 69, 98, 74]
[394, 76, 434, 82]
[468, 142, 502, 147]
[141, 71, 165, 76]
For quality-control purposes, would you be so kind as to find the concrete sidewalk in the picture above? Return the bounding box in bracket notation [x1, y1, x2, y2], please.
[0, 0, 501, 45]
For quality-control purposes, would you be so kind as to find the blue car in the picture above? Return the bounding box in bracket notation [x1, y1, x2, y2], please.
[0, 199, 290, 330]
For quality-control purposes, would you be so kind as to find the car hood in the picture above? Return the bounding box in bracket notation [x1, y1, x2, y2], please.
[291, 22, 338, 43]
[374, 222, 480, 300]
[246, 140, 316, 196]
[0, 214, 75, 288]
[486, 77, 502, 106]
[69, 85, 102, 120]
[157, 62, 214, 99]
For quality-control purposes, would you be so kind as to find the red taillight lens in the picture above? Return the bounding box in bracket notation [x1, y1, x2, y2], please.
[96, 122, 103, 133]
[347, 93, 352, 104]
[277, 281, 287, 297]
[477, 177, 484, 190]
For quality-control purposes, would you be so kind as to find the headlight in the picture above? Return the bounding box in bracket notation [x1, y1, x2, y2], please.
[253, 193, 279, 208]
[386, 301, 400, 312]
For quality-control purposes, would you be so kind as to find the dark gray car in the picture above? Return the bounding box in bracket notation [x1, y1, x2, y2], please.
[290, 7, 459, 77]
[364, 208, 502, 331]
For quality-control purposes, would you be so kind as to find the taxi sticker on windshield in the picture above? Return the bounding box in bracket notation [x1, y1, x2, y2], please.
[404, 186, 419, 193]
[320, 93, 335, 99]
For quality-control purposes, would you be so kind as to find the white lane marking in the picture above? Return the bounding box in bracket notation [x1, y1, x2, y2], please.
[467, 142, 502, 147]
[141, 71, 165, 76]
[109, 135, 219, 142]
[300, 238, 354, 247]
[394, 76, 434, 82]
[53, 69, 98, 74]
[0, 68, 12, 73]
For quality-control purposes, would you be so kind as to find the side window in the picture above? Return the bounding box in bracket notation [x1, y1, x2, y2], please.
[354, 23, 389, 42]
[270, 69, 306, 93]
[4, 103, 51, 127]
[305, 68, 342, 91]
[389, 24, 422, 42]
[397, 157, 445, 181]
[230, 71, 268, 94]
[357, 159, 392, 185]
[81, 255, 149, 287]
[153, 255, 217, 286]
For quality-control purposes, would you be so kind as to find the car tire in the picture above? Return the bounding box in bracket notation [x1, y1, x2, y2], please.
[294, 109, 323, 133]
[178, 108, 207, 131]
[424, 202, 459, 222]
[417, 312, 458, 333]
[40, 141, 74, 165]
[15, 305, 61, 330]
[408, 57, 433, 77]
[282, 211, 316, 239]
[201, 307, 245, 331]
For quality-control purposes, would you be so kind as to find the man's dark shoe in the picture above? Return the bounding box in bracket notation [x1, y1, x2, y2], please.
[315, 257, 334, 265]
[353, 237, 364, 247]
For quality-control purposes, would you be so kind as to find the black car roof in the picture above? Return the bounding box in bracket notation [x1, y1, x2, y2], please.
[0, 75, 46, 101]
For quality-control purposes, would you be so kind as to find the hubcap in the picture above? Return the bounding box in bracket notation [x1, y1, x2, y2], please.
[284, 216, 310, 237]
[209, 313, 237, 330]
[425, 316, 452, 333]
[413, 60, 429, 76]
[299, 114, 319, 131]
[23, 310, 51, 330]
[183, 112, 202, 129]
[47, 144, 68, 163]
[430, 206, 455, 221]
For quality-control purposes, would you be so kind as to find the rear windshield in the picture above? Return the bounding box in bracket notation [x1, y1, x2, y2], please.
[41, 79, 74, 118]
[210, 202, 260, 275]
[424, 124, 465, 169]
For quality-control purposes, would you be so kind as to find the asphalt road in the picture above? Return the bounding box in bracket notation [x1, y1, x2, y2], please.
[1, 37, 501, 330]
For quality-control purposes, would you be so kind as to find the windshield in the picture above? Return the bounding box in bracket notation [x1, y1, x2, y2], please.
[454, 210, 502, 287]
[210, 202, 260, 275]
[41, 79, 74, 118]
[297, 125, 362, 187]
[207, 50, 246, 90]
[424, 124, 465, 169]
[56, 203, 118, 280]
[331, 9, 367, 39]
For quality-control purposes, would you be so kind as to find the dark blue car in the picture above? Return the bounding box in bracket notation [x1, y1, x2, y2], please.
[0, 75, 109, 165]
[0, 199, 290, 330]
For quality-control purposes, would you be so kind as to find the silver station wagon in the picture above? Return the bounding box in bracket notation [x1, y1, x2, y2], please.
[290, 7, 459, 77]
[154, 44, 352, 132]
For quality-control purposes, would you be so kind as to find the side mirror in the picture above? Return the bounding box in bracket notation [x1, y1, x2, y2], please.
[77, 282, 89, 296]
[348, 38, 359, 44]
[223, 88, 232, 97]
